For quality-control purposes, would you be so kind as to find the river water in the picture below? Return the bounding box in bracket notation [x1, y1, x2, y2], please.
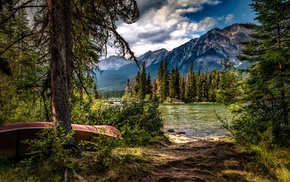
[159, 104, 232, 143]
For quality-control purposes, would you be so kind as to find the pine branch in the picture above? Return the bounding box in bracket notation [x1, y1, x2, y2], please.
[0, 32, 36, 56]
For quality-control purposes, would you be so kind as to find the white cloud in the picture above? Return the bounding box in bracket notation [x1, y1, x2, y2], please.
[108, 0, 222, 57]
[225, 14, 234, 24]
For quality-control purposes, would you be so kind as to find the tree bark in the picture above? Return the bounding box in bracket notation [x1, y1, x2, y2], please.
[48, 0, 73, 134]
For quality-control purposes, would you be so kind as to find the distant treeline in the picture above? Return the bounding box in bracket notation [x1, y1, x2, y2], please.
[100, 90, 125, 99]
[123, 59, 239, 103]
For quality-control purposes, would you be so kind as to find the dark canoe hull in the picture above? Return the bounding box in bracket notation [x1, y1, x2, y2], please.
[0, 122, 120, 158]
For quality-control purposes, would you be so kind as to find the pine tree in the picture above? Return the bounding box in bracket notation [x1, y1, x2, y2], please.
[157, 60, 164, 99]
[139, 61, 147, 99]
[156, 59, 169, 101]
[0, 0, 140, 138]
[152, 79, 158, 94]
[125, 78, 133, 96]
[185, 62, 196, 101]
[133, 71, 141, 98]
[146, 73, 153, 98]
[179, 77, 186, 101]
[0, 8, 48, 123]
[201, 70, 207, 101]
[196, 70, 203, 102]
[232, 0, 290, 146]
[215, 58, 239, 103]
[174, 66, 180, 99]
[169, 68, 179, 99]
[208, 70, 218, 102]
[162, 59, 170, 100]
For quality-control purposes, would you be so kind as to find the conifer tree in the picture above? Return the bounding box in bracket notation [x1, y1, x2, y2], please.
[157, 60, 164, 99]
[179, 77, 186, 101]
[152, 79, 158, 95]
[196, 70, 203, 101]
[146, 73, 153, 98]
[208, 70, 218, 102]
[233, 0, 290, 146]
[133, 71, 141, 97]
[162, 59, 170, 100]
[125, 78, 133, 96]
[169, 68, 180, 99]
[185, 62, 196, 101]
[156, 59, 169, 101]
[173, 66, 180, 99]
[139, 61, 147, 99]
[1, 0, 140, 139]
[0, 8, 46, 123]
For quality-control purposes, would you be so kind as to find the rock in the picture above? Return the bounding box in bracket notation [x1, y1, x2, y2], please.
[177, 132, 186, 135]
[168, 129, 175, 132]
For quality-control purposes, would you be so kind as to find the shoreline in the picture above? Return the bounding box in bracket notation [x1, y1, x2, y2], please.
[161, 101, 220, 105]
[165, 133, 231, 143]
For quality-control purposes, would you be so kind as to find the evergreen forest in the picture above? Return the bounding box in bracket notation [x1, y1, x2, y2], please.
[124, 59, 239, 104]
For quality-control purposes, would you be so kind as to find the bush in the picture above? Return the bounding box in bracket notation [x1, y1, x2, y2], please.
[88, 101, 165, 146]
[14, 126, 121, 181]
[0, 101, 166, 181]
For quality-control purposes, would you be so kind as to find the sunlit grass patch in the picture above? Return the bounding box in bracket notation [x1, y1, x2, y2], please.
[250, 145, 290, 182]
[275, 167, 290, 182]
[221, 169, 271, 182]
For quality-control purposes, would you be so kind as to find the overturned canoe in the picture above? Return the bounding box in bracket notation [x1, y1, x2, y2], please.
[0, 122, 120, 158]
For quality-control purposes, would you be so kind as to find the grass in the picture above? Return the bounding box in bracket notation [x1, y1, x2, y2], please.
[249, 145, 290, 182]
[0, 139, 289, 182]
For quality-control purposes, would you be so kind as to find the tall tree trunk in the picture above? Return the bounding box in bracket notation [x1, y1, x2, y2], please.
[48, 0, 73, 134]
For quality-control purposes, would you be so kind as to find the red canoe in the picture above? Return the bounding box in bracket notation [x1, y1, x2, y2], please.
[0, 122, 120, 158]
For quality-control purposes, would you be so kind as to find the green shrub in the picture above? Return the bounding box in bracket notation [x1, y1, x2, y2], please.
[9, 126, 120, 181]
[250, 145, 290, 182]
[0, 100, 166, 181]
[88, 101, 165, 146]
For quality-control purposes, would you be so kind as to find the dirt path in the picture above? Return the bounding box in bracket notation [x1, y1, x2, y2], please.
[124, 139, 269, 182]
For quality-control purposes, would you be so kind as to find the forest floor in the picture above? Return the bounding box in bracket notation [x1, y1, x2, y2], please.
[108, 137, 272, 182]
[0, 136, 278, 182]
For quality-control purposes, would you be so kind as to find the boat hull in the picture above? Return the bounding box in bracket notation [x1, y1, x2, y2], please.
[0, 122, 120, 158]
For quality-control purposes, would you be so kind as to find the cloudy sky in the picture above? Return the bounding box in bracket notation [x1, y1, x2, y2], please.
[109, 0, 255, 57]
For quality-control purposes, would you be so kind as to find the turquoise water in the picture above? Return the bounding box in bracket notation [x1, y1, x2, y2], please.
[159, 104, 232, 137]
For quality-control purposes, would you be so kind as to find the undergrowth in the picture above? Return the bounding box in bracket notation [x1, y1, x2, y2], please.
[249, 145, 290, 182]
[0, 101, 167, 181]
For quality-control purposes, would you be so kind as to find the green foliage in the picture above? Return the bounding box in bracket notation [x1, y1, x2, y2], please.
[0, 100, 165, 181]
[0, 8, 49, 123]
[127, 62, 153, 100]
[249, 145, 290, 182]
[156, 60, 170, 101]
[125, 57, 241, 103]
[23, 128, 73, 159]
[230, 0, 290, 147]
[0, 156, 12, 170]
[10, 128, 75, 181]
[215, 70, 241, 104]
[169, 67, 180, 99]
[0, 127, 126, 181]
[88, 101, 164, 146]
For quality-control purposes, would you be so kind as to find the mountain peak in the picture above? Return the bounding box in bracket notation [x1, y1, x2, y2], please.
[99, 55, 130, 70]
[97, 23, 252, 90]
[137, 48, 169, 66]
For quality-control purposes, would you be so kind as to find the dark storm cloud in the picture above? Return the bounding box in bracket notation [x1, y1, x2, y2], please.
[138, 30, 171, 43]
[136, 0, 168, 15]
[112, 0, 255, 56]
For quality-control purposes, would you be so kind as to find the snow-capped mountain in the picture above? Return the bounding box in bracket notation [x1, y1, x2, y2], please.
[97, 23, 252, 90]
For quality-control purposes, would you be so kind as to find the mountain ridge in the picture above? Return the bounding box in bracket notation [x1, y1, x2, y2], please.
[96, 23, 252, 90]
